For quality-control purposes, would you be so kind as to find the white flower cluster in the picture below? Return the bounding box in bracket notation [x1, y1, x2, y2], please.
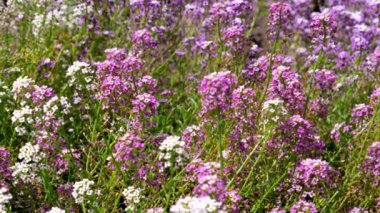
[146, 207, 164, 213]
[122, 186, 143, 211]
[72, 179, 95, 204]
[18, 142, 45, 163]
[0, 187, 12, 213]
[11, 105, 33, 124]
[66, 61, 95, 89]
[11, 142, 45, 184]
[11, 76, 71, 136]
[158, 136, 188, 169]
[261, 98, 288, 124]
[46, 207, 65, 213]
[0, 79, 10, 104]
[32, 2, 93, 36]
[170, 196, 222, 213]
[11, 76, 34, 100]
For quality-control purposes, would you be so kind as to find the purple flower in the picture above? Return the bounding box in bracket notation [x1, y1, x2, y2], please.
[370, 88, 380, 105]
[269, 115, 325, 156]
[222, 24, 246, 51]
[287, 159, 338, 197]
[362, 141, 380, 186]
[290, 199, 318, 213]
[243, 56, 269, 83]
[349, 207, 369, 213]
[268, 2, 293, 40]
[37, 58, 55, 71]
[199, 71, 237, 116]
[131, 28, 157, 49]
[0, 146, 12, 180]
[350, 104, 373, 125]
[310, 98, 329, 118]
[112, 131, 144, 170]
[181, 125, 205, 148]
[132, 93, 159, 117]
[269, 66, 306, 113]
[309, 11, 337, 53]
[309, 69, 337, 91]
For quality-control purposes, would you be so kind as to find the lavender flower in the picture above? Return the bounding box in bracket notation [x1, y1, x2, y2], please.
[0, 147, 11, 180]
[362, 141, 380, 186]
[290, 199, 318, 213]
[310, 10, 337, 53]
[349, 207, 369, 213]
[269, 66, 306, 113]
[350, 104, 373, 125]
[370, 88, 380, 105]
[309, 69, 338, 91]
[269, 115, 325, 156]
[199, 71, 237, 116]
[112, 131, 144, 170]
[268, 2, 293, 40]
[131, 28, 157, 50]
[222, 24, 246, 51]
[287, 159, 338, 198]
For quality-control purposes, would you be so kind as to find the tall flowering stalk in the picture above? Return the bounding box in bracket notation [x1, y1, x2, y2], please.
[199, 71, 237, 177]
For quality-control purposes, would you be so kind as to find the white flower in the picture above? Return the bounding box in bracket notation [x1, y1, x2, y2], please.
[158, 136, 187, 169]
[11, 162, 41, 184]
[46, 207, 66, 213]
[0, 187, 12, 213]
[18, 142, 45, 163]
[72, 179, 95, 204]
[11, 105, 33, 124]
[261, 98, 288, 124]
[12, 76, 34, 99]
[170, 196, 221, 213]
[66, 61, 92, 77]
[123, 186, 142, 204]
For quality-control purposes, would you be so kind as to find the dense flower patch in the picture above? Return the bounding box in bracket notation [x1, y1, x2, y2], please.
[0, 0, 379, 212]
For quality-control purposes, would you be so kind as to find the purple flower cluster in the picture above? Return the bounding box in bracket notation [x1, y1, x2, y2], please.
[309, 11, 337, 53]
[199, 71, 237, 116]
[287, 159, 338, 197]
[181, 125, 205, 149]
[269, 66, 306, 113]
[310, 69, 338, 91]
[222, 24, 246, 51]
[268, 2, 293, 40]
[362, 141, 380, 186]
[230, 86, 256, 150]
[112, 131, 144, 170]
[370, 88, 380, 105]
[269, 115, 325, 156]
[243, 56, 269, 83]
[206, 0, 252, 27]
[310, 98, 329, 118]
[185, 159, 241, 208]
[290, 199, 318, 213]
[0, 146, 11, 180]
[350, 104, 374, 125]
[95, 48, 159, 131]
[132, 93, 159, 117]
[131, 28, 157, 50]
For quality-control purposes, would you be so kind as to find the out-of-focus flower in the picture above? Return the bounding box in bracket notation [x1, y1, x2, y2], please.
[362, 141, 380, 186]
[123, 186, 143, 211]
[290, 199, 318, 213]
[170, 196, 222, 213]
